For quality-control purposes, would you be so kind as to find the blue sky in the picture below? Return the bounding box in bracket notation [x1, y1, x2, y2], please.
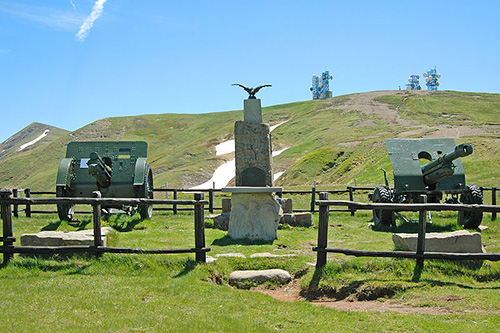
[1, 1, 499, 143]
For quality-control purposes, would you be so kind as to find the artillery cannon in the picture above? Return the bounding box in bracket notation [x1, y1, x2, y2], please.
[371, 138, 482, 228]
[56, 141, 154, 221]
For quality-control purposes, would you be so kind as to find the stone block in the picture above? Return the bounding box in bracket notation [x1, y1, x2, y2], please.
[243, 98, 263, 123]
[294, 212, 312, 227]
[21, 228, 113, 247]
[234, 121, 273, 187]
[221, 198, 232, 213]
[229, 269, 291, 284]
[392, 230, 484, 253]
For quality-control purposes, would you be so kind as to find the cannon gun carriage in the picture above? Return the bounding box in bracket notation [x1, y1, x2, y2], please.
[56, 141, 153, 221]
[371, 138, 482, 228]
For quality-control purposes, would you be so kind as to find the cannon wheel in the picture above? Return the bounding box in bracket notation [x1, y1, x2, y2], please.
[372, 186, 394, 226]
[458, 184, 483, 229]
[137, 164, 153, 219]
[56, 186, 75, 221]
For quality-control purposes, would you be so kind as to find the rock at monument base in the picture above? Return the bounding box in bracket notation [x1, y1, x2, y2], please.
[277, 198, 293, 213]
[280, 213, 294, 225]
[21, 227, 113, 247]
[228, 192, 282, 241]
[392, 230, 485, 253]
[279, 212, 312, 227]
[229, 269, 291, 285]
[211, 212, 230, 231]
[294, 212, 312, 227]
[221, 198, 232, 213]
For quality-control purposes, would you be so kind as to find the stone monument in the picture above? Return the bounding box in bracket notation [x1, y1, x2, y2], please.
[223, 84, 282, 241]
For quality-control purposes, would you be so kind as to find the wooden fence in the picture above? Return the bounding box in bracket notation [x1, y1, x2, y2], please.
[314, 192, 500, 268]
[11, 186, 499, 221]
[0, 188, 209, 265]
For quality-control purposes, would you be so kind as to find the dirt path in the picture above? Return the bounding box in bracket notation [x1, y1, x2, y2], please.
[336, 90, 496, 140]
[251, 280, 492, 314]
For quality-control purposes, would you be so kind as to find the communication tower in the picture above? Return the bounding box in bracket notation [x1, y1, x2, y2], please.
[424, 67, 441, 90]
[310, 70, 333, 100]
[405, 75, 421, 90]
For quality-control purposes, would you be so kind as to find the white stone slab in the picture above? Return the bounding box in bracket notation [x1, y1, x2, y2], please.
[392, 230, 485, 253]
[249, 252, 298, 258]
[21, 228, 113, 247]
[229, 269, 291, 283]
[214, 253, 246, 258]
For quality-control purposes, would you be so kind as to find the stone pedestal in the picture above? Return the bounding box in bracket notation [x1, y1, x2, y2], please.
[223, 187, 282, 241]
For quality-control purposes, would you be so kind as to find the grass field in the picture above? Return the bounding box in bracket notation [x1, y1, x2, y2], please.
[1, 201, 499, 332]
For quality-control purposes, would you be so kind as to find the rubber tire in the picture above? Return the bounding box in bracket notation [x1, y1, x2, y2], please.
[56, 186, 75, 221]
[372, 186, 394, 226]
[138, 164, 153, 219]
[458, 184, 483, 229]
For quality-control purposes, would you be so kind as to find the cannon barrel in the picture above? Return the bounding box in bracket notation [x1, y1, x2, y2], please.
[87, 152, 113, 188]
[421, 143, 473, 186]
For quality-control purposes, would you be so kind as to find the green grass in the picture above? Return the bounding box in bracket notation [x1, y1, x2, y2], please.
[1, 208, 499, 331]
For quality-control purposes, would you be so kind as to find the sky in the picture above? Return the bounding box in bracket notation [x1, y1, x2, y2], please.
[0, 0, 499, 143]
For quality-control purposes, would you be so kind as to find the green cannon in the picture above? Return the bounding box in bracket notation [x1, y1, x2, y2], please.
[371, 138, 482, 228]
[56, 141, 154, 221]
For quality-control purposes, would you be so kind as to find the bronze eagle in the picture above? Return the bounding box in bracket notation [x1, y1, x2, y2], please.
[232, 83, 272, 99]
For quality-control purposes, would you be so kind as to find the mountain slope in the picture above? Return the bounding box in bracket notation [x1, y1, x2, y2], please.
[0, 90, 499, 191]
[0, 122, 69, 161]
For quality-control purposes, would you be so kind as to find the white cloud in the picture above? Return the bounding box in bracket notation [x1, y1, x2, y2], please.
[75, 0, 108, 42]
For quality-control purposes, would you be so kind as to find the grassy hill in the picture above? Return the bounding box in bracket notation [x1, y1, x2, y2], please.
[0, 90, 499, 191]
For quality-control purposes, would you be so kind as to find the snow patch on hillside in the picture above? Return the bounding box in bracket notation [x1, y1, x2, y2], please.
[215, 140, 235, 156]
[18, 129, 49, 151]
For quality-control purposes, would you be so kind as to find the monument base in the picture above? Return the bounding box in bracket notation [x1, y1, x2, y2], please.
[223, 187, 283, 241]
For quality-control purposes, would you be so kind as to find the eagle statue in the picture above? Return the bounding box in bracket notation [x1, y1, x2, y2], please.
[232, 83, 272, 99]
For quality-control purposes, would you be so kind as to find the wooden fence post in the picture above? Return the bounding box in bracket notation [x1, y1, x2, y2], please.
[1, 188, 15, 263]
[12, 189, 19, 218]
[492, 187, 497, 221]
[416, 194, 427, 268]
[194, 193, 206, 263]
[92, 191, 103, 249]
[165, 183, 168, 199]
[316, 192, 329, 267]
[24, 188, 31, 217]
[173, 190, 178, 215]
[348, 186, 355, 216]
[208, 188, 214, 214]
[310, 183, 317, 213]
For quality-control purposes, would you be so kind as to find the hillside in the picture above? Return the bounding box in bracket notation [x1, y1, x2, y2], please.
[0, 90, 499, 191]
[0, 122, 69, 161]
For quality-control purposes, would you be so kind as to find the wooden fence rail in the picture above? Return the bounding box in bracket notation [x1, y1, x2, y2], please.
[14, 186, 499, 220]
[0, 188, 209, 264]
[314, 192, 500, 268]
